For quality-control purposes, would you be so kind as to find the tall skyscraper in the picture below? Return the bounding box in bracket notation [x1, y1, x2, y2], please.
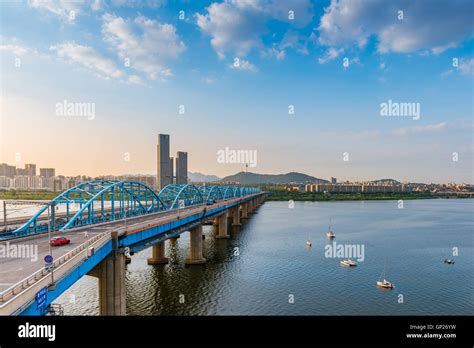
[169, 157, 174, 185]
[25, 164, 36, 176]
[157, 134, 171, 190]
[40, 168, 56, 178]
[0, 163, 16, 177]
[176, 151, 188, 184]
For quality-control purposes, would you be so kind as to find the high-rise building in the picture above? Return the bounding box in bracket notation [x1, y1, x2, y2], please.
[13, 175, 30, 189]
[157, 134, 171, 190]
[170, 157, 174, 184]
[0, 163, 16, 178]
[16, 168, 27, 175]
[40, 168, 56, 178]
[176, 151, 188, 184]
[25, 164, 36, 176]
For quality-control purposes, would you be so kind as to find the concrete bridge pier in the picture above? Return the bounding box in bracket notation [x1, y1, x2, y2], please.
[147, 241, 169, 265]
[231, 206, 241, 227]
[216, 212, 230, 239]
[247, 199, 254, 214]
[241, 202, 249, 219]
[185, 225, 206, 265]
[88, 232, 126, 316]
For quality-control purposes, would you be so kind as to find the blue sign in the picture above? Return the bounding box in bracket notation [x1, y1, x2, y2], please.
[44, 255, 53, 263]
[35, 286, 48, 312]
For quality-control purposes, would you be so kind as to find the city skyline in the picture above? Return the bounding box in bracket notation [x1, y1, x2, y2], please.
[1, 0, 473, 183]
[0, 158, 471, 186]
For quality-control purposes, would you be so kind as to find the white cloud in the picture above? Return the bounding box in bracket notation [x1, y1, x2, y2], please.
[392, 122, 448, 136]
[229, 59, 257, 72]
[263, 45, 286, 60]
[441, 58, 474, 77]
[318, 0, 473, 54]
[127, 74, 145, 85]
[110, 0, 165, 8]
[50, 42, 123, 79]
[278, 30, 309, 55]
[318, 47, 343, 64]
[458, 58, 474, 76]
[0, 38, 29, 55]
[91, 0, 102, 11]
[196, 0, 313, 59]
[28, 0, 83, 23]
[203, 77, 217, 84]
[101, 13, 186, 80]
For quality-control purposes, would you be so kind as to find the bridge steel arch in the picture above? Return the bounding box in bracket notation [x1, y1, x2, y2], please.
[222, 186, 235, 199]
[7, 181, 261, 238]
[158, 184, 204, 210]
[10, 180, 166, 237]
[198, 185, 224, 204]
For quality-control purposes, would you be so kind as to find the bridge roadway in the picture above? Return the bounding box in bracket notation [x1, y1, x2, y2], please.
[0, 192, 266, 315]
[0, 206, 186, 292]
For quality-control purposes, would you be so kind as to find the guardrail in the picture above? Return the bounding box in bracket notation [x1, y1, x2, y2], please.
[0, 231, 111, 305]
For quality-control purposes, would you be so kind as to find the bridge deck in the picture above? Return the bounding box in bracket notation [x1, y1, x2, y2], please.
[0, 204, 202, 292]
[0, 193, 264, 316]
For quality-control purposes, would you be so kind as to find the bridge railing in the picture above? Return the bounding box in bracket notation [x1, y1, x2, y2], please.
[0, 231, 111, 306]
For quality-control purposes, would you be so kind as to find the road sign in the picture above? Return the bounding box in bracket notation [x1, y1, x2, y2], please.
[44, 255, 53, 263]
[35, 286, 48, 312]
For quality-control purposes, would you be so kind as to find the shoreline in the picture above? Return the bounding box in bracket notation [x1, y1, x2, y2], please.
[0, 192, 472, 202]
[264, 192, 472, 202]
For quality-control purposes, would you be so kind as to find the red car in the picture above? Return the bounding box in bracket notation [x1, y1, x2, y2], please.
[50, 236, 70, 246]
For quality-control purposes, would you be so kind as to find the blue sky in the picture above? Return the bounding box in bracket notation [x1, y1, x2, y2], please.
[0, 0, 473, 183]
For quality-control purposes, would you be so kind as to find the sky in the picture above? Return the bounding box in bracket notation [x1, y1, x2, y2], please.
[0, 0, 473, 183]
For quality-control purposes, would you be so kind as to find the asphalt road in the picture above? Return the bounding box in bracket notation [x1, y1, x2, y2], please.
[0, 204, 210, 292]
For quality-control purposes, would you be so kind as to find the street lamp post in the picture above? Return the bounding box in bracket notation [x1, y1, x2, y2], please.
[47, 202, 55, 286]
[3, 200, 7, 233]
[124, 206, 129, 229]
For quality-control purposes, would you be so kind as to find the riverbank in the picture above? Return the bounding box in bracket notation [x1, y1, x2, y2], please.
[0, 191, 58, 200]
[264, 191, 469, 201]
[0, 190, 471, 202]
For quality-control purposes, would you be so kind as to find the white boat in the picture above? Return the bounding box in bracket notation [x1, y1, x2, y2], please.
[340, 259, 357, 267]
[306, 240, 312, 247]
[326, 218, 335, 239]
[444, 259, 455, 264]
[376, 261, 394, 289]
[377, 279, 394, 289]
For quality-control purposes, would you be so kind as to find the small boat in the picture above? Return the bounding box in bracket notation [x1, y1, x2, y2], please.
[376, 260, 394, 289]
[340, 259, 357, 267]
[377, 279, 394, 289]
[444, 259, 455, 264]
[306, 240, 312, 247]
[326, 218, 335, 239]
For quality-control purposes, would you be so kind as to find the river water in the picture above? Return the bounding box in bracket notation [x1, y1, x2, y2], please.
[55, 199, 473, 315]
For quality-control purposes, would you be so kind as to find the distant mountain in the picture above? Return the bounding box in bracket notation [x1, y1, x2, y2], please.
[219, 172, 329, 185]
[368, 178, 401, 185]
[188, 172, 220, 183]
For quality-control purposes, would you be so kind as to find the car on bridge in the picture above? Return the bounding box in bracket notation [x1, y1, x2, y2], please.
[50, 236, 71, 247]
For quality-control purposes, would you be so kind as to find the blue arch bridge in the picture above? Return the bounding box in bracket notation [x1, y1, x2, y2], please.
[0, 180, 267, 316]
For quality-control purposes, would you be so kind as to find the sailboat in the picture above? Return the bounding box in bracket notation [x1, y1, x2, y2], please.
[340, 259, 357, 267]
[326, 218, 335, 239]
[306, 232, 312, 247]
[376, 260, 394, 289]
